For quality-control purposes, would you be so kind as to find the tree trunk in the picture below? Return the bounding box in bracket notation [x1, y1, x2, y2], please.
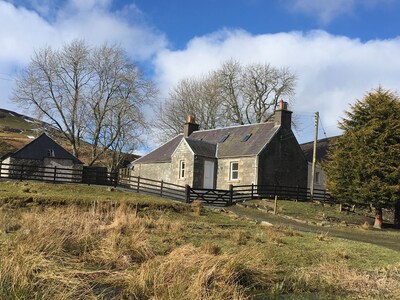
[373, 207, 383, 229]
[394, 201, 400, 228]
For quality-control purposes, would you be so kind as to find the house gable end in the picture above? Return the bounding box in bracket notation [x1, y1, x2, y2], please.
[132, 134, 183, 164]
[9, 133, 82, 164]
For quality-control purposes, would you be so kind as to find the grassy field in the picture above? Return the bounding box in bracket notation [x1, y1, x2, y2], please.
[240, 198, 395, 226]
[0, 181, 399, 299]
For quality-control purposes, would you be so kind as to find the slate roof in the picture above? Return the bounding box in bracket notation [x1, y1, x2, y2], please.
[185, 138, 217, 158]
[7, 133, 83, 164]
[190, 122, 278, 157]
[134, 122, 280, 164]
[133, 134, 183, 164]
[300, 136, 338, 163]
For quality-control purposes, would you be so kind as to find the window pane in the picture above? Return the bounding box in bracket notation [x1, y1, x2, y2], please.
[180, 161, 185, 178]
[230, 162, 239, 180]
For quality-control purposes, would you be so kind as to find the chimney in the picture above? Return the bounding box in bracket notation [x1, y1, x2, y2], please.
[183, 115, 199, 137]
[274, 100, 292, 128]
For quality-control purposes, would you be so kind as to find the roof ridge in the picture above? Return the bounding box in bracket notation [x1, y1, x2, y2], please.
[185, 137, 217, 146]
[191, 121, 275, 134]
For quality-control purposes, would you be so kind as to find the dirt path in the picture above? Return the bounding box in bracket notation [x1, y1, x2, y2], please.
[227, 206, 400, 252]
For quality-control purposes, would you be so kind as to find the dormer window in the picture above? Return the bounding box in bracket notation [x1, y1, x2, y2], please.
[47, 149, 55, 157]
[219, 134, 229, 143]
[241, 133, 252, 142]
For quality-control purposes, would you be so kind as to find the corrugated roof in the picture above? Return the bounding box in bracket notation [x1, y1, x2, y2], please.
[9, 133, 83, 164]
[300, 136, 338, 163]
[133, 122, 280, 164]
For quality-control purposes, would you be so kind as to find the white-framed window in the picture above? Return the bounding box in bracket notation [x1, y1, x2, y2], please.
[230, 161, 239, 180]
[179, 160, 185, 178]
[47, 149, 55, 157]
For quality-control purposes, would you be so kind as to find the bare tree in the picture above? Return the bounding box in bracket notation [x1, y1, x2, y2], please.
[13, 40, 91, 157]
[155, 60, 297, 141]
[217, 60, 296, 124]
[12, 40, 155, 168]
[155, 76, 226, 141]
[215, 60, 245, 125]
[85, 43, 155, 165]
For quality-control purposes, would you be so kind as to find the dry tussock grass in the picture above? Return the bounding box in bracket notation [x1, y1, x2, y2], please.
[112, 244, 276, 300]
[291, 262, 400, 299]
[231, 229, 250, 245]
[264, 227, 285, 245]
[191, 199, 204, 216]
[1, 200, 399, 299]
[0, 203, 156, 298]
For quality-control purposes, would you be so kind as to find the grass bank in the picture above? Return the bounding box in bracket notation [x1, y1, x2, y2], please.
[0, 181, 399, 299]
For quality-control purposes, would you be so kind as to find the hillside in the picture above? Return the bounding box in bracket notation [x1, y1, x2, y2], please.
[0, 108, 138, 166]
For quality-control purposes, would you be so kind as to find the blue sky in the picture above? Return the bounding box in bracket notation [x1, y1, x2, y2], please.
[1, 0, 400, 151]
[132, 0, 400, 47]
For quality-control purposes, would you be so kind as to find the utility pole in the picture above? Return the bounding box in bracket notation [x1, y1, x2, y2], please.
[310, 112, 319, 201]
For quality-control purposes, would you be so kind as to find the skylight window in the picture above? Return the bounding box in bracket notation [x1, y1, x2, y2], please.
[241, 133, 252, 142]
[219, 134, 229, 143]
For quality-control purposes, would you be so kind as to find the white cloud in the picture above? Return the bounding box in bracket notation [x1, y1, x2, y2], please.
[286, 0, 393, 24]
[0, 0, 166, 110]
[2, 0, 400, 146]
[154, 29, 400, 142]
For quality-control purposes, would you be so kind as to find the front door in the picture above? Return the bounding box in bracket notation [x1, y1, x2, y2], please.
[203, 160, 215, 189]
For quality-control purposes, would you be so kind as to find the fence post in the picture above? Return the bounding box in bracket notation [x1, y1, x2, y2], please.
[251, 183, 254, 199]
[137, 176, 141, 193]
[114, 172, 118, 188]
[53, 166, 57, 183]
[296, 185, 299, 202]
[273, 195, 278, 215]
[185, 184, 190, 203]
[20, 164, 24, 181]
[160, 180, 164, 197]
[229, 184, 233, 206]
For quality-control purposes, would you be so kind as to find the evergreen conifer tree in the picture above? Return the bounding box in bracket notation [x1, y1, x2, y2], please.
[325, 88, 400, 228]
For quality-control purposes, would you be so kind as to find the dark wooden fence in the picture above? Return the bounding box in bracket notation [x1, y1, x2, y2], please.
[0, 163, 118, 186]
[186, 184, 335, 207]
[188, 186, 234, 206]
[0, 162, 335, 207]
[119, 175, 186, 202]
[233, 184, 334, 203]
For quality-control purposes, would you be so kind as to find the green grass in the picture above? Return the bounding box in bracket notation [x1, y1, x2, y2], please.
[245, 199, 383, 225]
[0, 181, 399, 299]
[0, 181, 182, 208]
[0, 110, 40, 131]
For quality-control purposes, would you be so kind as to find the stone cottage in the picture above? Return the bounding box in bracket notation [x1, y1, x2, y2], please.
[132, 101, 308, 190]
[1, 133, 83, 181]
[300, 136, 337, 190]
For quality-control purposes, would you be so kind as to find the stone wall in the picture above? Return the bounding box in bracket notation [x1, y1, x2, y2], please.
[43, 157, 82, 182]
[131, 162, 172, 182]
[258, 128, 308, 188]
[171, 140, 194, 186]
[0, 157, 12, 177]
[306, 162, 326, 190]
[216, 156, 256, 190]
